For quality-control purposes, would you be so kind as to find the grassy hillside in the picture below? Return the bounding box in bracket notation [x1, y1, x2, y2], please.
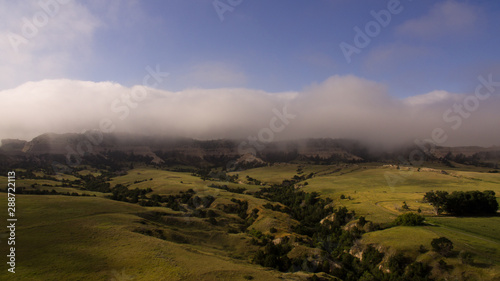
[233, 163, 500, 279]
[109, 168, 262, 194]
[1, 162, 499, 280]
[299, 165, 500, 222]
[0, 195, 284, 281]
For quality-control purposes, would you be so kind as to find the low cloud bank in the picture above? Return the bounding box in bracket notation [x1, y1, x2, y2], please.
[1, 75, 499, 147]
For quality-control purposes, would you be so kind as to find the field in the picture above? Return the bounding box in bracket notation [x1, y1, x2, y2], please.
[1, 162, 499, 280]
[0, 195, 283, 281]
[234, 163, 500, 279]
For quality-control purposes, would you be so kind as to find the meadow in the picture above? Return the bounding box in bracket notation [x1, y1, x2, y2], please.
[234, 163, 500, 279]
[0, 162, 499, 280]
[0, 195, 284, 281]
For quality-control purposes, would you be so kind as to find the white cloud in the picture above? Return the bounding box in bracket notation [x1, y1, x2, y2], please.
[1, 76, 499, 147]
[403, 90, 459, 106]
[397, 1, 480, 39]
[0, 0, 100, 89]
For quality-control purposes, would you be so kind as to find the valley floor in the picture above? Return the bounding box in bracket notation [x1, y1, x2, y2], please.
[1, 163, 499, 280]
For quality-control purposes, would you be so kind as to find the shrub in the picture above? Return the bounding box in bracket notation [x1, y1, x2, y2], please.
[208, 217, 217, 225]
[418, 244, 428, 254]
[393, 213, 425, 226]
[405, 261, 432, 279]
[431, 237, 453, 257]
[459, 250, 474, 265]
[359, 271, 376, 281]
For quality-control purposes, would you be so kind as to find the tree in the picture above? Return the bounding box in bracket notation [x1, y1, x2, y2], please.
[207, 217, 217, 226]
[387, 253, 411, 276]
[405, 261, 432, 280]
[431, 237, 453, 257]
[423, 190, 448, 215]
[418, 245, 428, 254]
[359, 271, 376, 281]
[437, 259, 450, 271]
[361, 245, 384, 267]
[402, 201, 409, 210]
[358, 216, 367, 227]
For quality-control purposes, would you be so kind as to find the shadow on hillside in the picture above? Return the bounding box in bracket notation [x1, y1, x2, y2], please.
[429, 212, 500, 218]
[471, 262, 492, 269]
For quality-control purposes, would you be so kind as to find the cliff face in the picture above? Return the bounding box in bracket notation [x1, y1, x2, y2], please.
[3, 132, 500, 164]
[0, 139, 27, 153]
[2, 133, 362, 161]
[20, 133, 84, 154]
[4, 133, 242, 163]
[432, 145, 500, 157]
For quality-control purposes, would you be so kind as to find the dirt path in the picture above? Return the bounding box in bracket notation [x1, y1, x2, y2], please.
[374, 201, 500, 246]
[374, 200, 400, 215]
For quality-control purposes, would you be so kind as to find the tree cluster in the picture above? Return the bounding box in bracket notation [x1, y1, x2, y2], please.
[110, 184, 152, 203]
[81, 174, 112, 193]
[245, 175, 262, 185]
[8, 188, 94, 197]
[393, 213, 425, 226]
[423, 190, 498, 216]
[208, 183, 246, 194]
[226, 198, 249, 219]
[255, 184, 335, 236]
[250, 177, 435, 280]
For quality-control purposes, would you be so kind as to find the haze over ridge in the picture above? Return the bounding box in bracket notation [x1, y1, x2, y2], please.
[1, 75, 499, 148]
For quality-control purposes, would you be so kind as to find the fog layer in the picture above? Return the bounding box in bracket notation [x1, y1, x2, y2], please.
[1, 75, 499, 147]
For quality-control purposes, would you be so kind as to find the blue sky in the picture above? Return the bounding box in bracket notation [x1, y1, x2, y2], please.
[2, 0, 499, 96]
[1, 0, 500, 145]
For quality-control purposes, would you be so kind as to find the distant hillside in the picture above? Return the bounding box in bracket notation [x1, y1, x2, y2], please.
[1, 132, 499, 168]
[0, 138, 27, 154]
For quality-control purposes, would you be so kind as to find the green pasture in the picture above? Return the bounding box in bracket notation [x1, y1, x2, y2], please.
[0, 195, 283, 281]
